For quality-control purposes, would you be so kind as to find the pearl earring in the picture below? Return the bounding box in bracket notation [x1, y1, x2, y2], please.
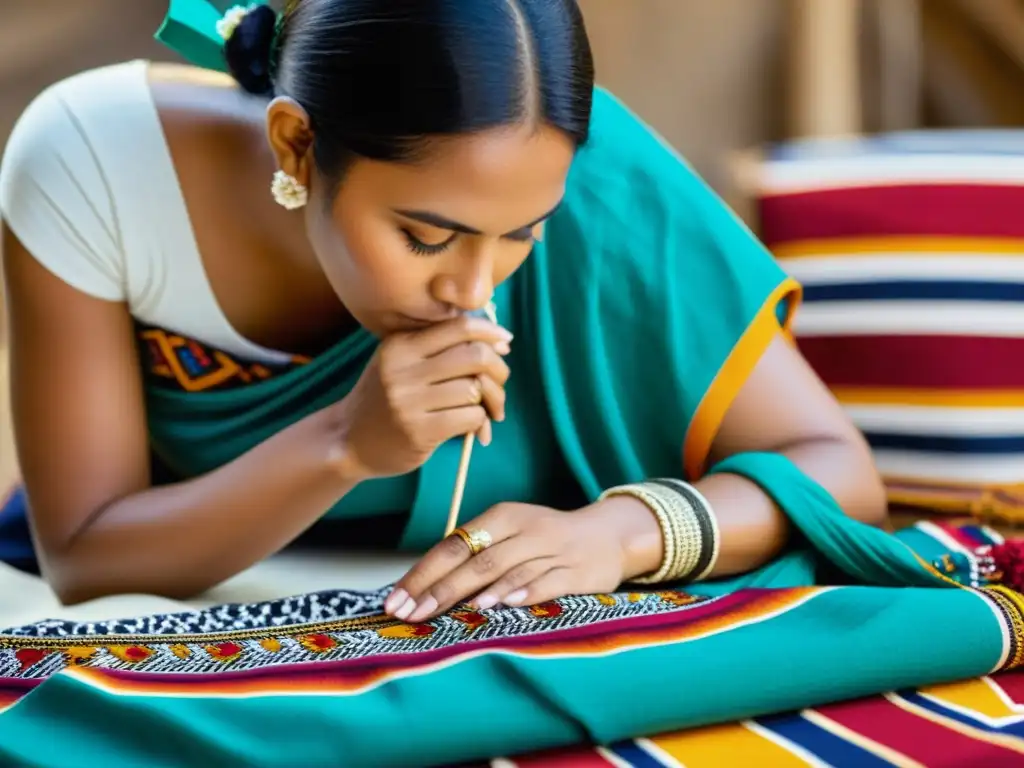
[270, 170, 308, 210]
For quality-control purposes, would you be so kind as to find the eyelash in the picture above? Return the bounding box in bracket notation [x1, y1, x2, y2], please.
[402, 229, 456, 256]
[400, 228, 538, 256]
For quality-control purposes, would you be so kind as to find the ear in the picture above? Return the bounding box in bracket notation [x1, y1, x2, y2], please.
[266, 96, 314, 186]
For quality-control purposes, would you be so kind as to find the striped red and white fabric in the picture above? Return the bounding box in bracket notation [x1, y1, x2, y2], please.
[753, 131, 1024, 523]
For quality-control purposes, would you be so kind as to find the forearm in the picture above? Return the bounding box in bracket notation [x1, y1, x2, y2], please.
[593, 436, 888, 582]
[49, 409, 361, 604]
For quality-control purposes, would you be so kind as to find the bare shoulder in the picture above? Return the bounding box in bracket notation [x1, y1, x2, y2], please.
[144, 60, 272, 203]
[148, 61, 236, 87]
[147, 61, 254, 117]
[146, 61, 265, 141]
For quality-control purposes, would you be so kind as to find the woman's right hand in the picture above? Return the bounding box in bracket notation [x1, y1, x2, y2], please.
[332, 315, 513, 480]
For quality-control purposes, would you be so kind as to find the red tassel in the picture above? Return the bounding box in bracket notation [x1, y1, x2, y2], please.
[987, 541, 1024, 593]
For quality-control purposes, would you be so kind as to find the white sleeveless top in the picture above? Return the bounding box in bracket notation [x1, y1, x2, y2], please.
[0, 59, 291, 364]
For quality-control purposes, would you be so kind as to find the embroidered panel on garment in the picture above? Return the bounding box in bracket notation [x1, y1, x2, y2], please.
[137, 326, 309, 392]
[0, 590, 723, 683]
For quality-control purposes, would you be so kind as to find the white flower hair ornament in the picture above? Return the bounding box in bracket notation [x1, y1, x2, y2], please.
[216, 4, 259, 41]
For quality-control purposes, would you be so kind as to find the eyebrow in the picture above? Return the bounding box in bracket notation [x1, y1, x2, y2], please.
[393, 200, 562, 239]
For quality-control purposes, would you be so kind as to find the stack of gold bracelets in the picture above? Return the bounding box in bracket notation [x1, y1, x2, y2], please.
[599, 478, 721, 585]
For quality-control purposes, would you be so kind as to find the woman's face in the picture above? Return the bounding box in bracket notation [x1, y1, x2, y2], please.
[304, 124, 575, 337]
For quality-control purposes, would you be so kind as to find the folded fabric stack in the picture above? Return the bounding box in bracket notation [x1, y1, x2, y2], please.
[753, 131, 1024, 526]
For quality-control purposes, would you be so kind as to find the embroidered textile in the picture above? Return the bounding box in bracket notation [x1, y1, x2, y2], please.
[2, 515, 1023, 766]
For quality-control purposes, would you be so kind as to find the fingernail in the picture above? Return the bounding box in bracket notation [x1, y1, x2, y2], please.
[408, 596, 438, 623]
[474, 593, 498, 611]
[385, 588, 408, 614]
[505, 589, 529, 606]
[497, 327, 514, 341]
[495, 341, 511, 355]
[395, 596, 417, 621]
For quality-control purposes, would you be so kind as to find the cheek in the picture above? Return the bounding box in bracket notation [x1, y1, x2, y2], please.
[309, 212, 424, 304]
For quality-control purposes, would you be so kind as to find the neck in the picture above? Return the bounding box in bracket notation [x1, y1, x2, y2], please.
[233, 118, 321, 274]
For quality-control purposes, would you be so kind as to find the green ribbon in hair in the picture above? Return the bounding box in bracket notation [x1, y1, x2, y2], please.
[154, 0, 271, 73]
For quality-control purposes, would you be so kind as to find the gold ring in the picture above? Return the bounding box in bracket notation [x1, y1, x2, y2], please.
[451, 526, 493, 556]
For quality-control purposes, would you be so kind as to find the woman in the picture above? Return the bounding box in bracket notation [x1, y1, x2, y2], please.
[7, 4, 1024, 767]
[0, 0, 885, 617]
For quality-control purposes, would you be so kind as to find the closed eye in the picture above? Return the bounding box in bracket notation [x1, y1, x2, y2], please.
[503, 227, 536, 243]
[402, 229, 457, 256]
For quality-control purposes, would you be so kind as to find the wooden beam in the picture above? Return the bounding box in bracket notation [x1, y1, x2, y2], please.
[874, 0, 922, 131]
[787, 0, 862, 137]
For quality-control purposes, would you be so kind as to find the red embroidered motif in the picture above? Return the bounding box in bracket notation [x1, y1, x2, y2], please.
[451, 610, 488, 631]
[299, 634, 337, 653]
[207, 643, 244, 662]
[529, 602, 563, 619]
[14, 649, 49, 671]
[107, 646, 154, 663]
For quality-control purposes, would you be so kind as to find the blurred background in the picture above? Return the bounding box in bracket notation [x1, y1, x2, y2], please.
[2, 0, 1024, 491]
[3, 0, 1024, 206]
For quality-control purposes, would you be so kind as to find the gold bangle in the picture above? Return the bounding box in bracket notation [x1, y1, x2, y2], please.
[641, 481, 702, 582]
[600, 482, 703, 584]
[601, 479, 721, 585]
[650, 478, 720, 582]
[600, 484, 675, 583]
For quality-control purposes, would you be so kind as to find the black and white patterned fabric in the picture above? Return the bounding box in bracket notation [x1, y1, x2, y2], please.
[2, 586, 392, 638]
[0, 591, 714, 680]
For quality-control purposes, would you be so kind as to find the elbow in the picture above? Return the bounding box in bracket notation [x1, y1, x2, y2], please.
[51, 579, 109, 607]
[39, 548, 96, 606]
[853, 468, 888, 529]
[43, 553, 210, 606]
[51, 576, 207, 607]
[841, 434, 889, 529]
[784, 432, 888, 530]
[46, 562, 111, 606]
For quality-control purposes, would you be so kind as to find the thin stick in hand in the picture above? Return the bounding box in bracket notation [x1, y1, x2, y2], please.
[443, 302, 499, 538]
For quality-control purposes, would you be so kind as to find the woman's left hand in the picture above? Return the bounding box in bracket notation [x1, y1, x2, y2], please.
[384, 503, 630, 623]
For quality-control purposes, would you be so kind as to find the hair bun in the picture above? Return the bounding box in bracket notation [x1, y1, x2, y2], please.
[223, 4, 279, 96]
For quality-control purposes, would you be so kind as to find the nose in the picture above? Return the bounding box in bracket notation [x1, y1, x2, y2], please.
[433, 250, 494, 314]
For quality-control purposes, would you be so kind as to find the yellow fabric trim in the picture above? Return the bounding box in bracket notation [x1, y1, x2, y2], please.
[773, 236, 1024, 259]
[831, 387, 1024, 408]
[683, 277, 802, 479]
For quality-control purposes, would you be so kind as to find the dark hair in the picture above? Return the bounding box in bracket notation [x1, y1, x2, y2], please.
[224, 0, 594, 184]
